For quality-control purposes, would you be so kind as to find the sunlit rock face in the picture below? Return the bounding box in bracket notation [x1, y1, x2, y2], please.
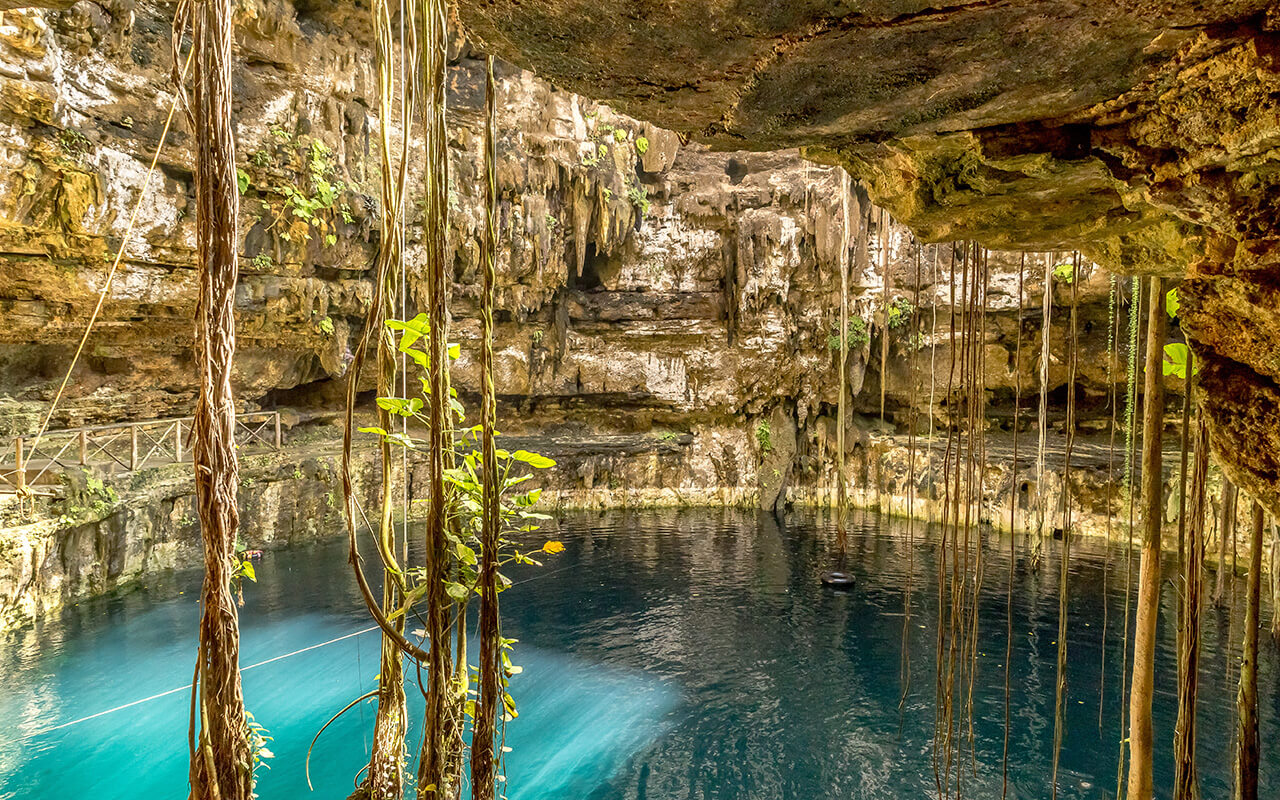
[457, 0, 1280, 516]
[0, 0, 1125, 438]
[0, 0, 1203, 623]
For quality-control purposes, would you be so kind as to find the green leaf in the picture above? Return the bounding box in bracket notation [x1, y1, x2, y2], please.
[240, 560, 256, 582]
[455, 542, 477, 565]
[357, 426, 388, 436]
[444, 581, 471, 600]
[448, 343, 461, 359]
[511, 449, 556, 468]
[236, 168, 249, 195]
[387, 313, 430, 351]
[1166, 287, 1180, 320]
[1162, 342, 1198, 379]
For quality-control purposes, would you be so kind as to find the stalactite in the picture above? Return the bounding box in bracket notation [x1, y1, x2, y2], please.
[177, 0, 254, 794]
[1125, 276, 1169, 800]
[470, 54, 502, 800]
[416, 0, 453, 793]
[1233, 502, 1265, 800]
[1050, 253, 1080, 799]
[1172, 414, 1208, 800]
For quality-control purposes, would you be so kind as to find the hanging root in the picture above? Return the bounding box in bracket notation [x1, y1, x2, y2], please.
[470, 53, 503, 800]
[178, 0, 254, 794]
[1172, 414, 1208, 800]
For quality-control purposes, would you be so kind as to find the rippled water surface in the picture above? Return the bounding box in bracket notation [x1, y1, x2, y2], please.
[2, 509, 1277, 799]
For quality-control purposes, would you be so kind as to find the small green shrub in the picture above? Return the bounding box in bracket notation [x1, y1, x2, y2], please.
[635, 136, 650, 155]
[251, 252, 273, 270]
[755, 420, 772, 454]
[627, 185, 650, 216]
[58, 129, 91, 160]
[1051, 261, 1075, 283]
[318, 316, 335, 336]
[886, 297, 914, 330]
[828, 317, 870, 351]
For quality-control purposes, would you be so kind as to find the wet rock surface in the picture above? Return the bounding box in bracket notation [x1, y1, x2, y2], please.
[0, 0, 1237, 626]
[456, 0, 1280, 518]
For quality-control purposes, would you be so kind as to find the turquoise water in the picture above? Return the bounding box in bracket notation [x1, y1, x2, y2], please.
[1, 509, 1276, 798]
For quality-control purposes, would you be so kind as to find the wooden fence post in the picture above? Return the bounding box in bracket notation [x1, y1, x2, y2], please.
[274, 411, 282, 449]
[79, 430, 88, 465]
[130, 424, 138, 471]
[175, 421, 183, 463]
[15, 437, 25, 493]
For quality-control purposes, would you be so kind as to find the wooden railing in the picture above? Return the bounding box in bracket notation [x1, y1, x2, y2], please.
[0, 411, 282, 496]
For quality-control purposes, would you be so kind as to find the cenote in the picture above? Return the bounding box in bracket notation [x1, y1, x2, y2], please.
[3, 510, 1276, 799]
[8, 2, 1280, 799]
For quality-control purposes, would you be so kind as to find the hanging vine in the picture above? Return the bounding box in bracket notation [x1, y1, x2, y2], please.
[1099, 273, 1120, 733]
[1234, 501, 1265, 800]
[1172, 413, 1208, 800]
[470, 53, 503, 800]
[1115, 275, 1142, 800]
[415, 0, 455, 794]
[351, 0, 418, 793]
[1125, 277, 1170, 800]
[1050, 253, 1080, 798]
[835, 173, 853, 549]
[1002, 252, 1025, 800]
[1032, 253, 1053, 570]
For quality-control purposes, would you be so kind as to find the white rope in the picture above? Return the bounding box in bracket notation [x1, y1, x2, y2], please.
[16, 555, 574, 742]
[18, 625, 379, 739]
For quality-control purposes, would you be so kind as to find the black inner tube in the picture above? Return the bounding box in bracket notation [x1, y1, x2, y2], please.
[820, 570, 855, 587]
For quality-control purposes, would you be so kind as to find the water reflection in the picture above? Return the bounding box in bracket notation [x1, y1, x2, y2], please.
[0, 508, 1276, 800]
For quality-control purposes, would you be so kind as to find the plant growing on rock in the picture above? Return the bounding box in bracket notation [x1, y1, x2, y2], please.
[828, 316, 869, 350]
[887, 296, 915, 330]
[57, 129, 91, 161]
[627, 185, 650, 216]
[756, 420, 772, 454]
[247, 136, 351, 247]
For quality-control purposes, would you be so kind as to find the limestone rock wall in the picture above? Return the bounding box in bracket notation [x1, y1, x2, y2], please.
[0, 0, 1179, 629]
[0, 0, 1132, 441]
